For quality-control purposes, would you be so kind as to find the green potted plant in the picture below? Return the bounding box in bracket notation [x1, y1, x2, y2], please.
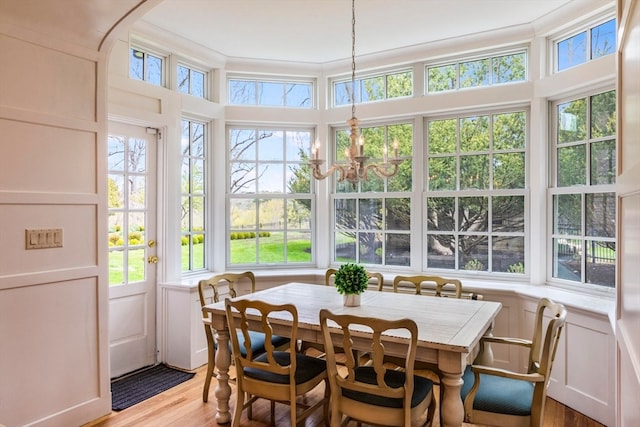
[334, 263, 368, 306]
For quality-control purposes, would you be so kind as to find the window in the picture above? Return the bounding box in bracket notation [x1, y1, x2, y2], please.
[181, 119, 207, 272]
[332, 122, 413, 266]
[177, 64, 206, 98]
[129, 47, 164, 86]
[427, 51, 526, 93]
[333, 70, 412, 107]
[228, 78, 313, 107]
[551, 90, 616, 288]
[555, 18, 616, 72]
[426, 111, 527, 274]
[227, 127, 314, 266]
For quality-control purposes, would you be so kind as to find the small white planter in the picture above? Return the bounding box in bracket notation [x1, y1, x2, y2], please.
[343, 294, 361, 307]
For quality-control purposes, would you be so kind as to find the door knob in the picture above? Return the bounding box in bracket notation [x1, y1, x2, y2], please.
[148, 240, 156, 247]
[147, 255, 158, 264]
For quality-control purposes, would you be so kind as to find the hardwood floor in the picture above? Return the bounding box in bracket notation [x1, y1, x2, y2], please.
[84, 364, 605, 427]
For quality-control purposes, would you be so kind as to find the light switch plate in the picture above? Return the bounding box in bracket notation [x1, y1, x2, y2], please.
[25, 228, 63, 249]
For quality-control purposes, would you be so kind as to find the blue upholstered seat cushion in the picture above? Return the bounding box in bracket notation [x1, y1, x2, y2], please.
[342, 366, 434, 408]
[461, 365, 534, 416]
[236, 331, 290, 357]
[243, 351, 327, 384]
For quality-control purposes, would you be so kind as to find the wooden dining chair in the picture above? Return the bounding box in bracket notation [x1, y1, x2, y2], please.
[393, 274, 464, 298]
[300, 267, 386, 359]
[225, 298, 330, 427]
[462, 298, 567, 427]
[325, 267, 385, 291]
[197, 271, 289, 402]
[319, 308, 436, 427]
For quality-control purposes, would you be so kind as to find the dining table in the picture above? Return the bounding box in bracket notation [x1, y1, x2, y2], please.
[202, 282, 502, 427]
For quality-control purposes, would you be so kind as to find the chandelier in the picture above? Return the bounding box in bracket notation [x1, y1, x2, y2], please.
[309, 0, 404, 187]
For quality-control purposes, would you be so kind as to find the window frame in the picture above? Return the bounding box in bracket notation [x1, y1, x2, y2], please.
[177, 62, 208, 99]
[129, 44, 167, 87]
[551, 16, 617, 73]
[227, 75, 315, 108]
[180, 117, 208, 274]
[548, 88, 617, 292]
[424, 107, 529, 277]
[331, 68, 413, 108]
[425, 47, 528, 94]
[226, 125, 316, 268]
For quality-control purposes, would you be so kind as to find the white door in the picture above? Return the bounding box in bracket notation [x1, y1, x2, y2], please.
[107, 121, 158, 378]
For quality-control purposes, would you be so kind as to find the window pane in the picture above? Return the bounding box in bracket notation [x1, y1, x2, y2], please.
[557, 31, 587, 71]
[460, 116, 489, 152]
[192, 196, 204, 229]
[335, 231, 356, 262]
[230, 199, 256, 228]
[557, 145, 586, 186]
[257, 164, 284, 193]
[334, 81, 352, 106]
[428, 119, 457, 154]
[492, 53, 526, 84]
[191, 70, 205, 98]
[229, 80, 255, 105]
[287, 232, 311, 262]
[591, 140, 616, 185]
[193, 235, 205, 269]
[146, 54, 163, 86]
[386, 198, 410, 230]
[130, 49, 144, 80]
[192, 122, 204, 156]
[258, 81, 283, 106]
[230, 236, 256, 264]
[386, 234, 410, 266]
[459, 235, 488, 271]
[553, 194, 582, 235]
[458, 197, 488, 232]
[287, 199, 311, 229]
[361, 76, 385, 102]
[285, 83, 312, 107]
[460, 155, 490, 189]
[585, 241, 615, 287]
[493, 236, 525, 273]
[591, 19, 616, 59]
[591, 90, 616, 138]
[259, 131, 284, 161]
[494, 112, 526, 150]
[586, 192, 615, 237]
[427, 234, 455, 269]
[359, 232, 382, 264]
[427, 64, 457, 92]
[492, 196, 525, 232]
[553, 238, 582, 281]
[177, 65, 189, 94]
[494, 152, 525, 189]
[429, 159, 457, 192]
[229, 129, 256, 161]
[387, 71, 412, 98]
[359, 199, 382, 230]
[558, 99, 587, 143]
[427, 197, 455, 232]
[460, 59, 490, 88]
[335, 199, 356, 229]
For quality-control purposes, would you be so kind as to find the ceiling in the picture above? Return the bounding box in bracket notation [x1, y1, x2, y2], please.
[138, 0, 590, 64]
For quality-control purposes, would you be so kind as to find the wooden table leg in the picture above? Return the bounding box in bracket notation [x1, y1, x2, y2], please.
[439, 355, 465, 427]
[214, 328, 232, 424]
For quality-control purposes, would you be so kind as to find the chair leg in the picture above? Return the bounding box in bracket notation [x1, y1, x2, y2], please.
[202, 349, 215, 402]
[232, 389, 244, 427]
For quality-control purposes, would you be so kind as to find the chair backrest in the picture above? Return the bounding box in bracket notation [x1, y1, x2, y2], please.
[225, 298, 298, 377]
[325, 268, 385, 291]
[319, 309, 419, 423]
[529, 298, 567, 421]
[197, 271, 256, 316]
[393, 274, 463, 298]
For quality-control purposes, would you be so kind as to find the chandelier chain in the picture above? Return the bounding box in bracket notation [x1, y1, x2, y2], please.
[351, 0, 356, 119]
